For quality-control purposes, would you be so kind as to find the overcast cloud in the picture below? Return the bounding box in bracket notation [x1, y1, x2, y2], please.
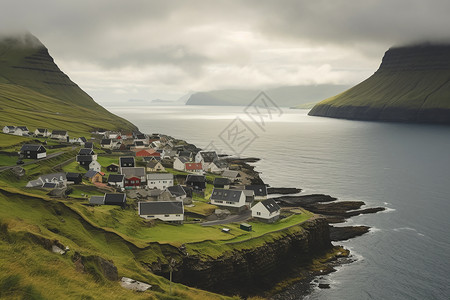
[2, 0, 450, 102]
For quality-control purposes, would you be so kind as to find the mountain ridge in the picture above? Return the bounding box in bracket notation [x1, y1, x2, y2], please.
[308, 44, 450, 124]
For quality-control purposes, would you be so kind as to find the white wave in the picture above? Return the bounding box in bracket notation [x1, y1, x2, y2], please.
[381, 206, 396, 213]
[393, 227, 426, 237]
[369, 227, 381, 233]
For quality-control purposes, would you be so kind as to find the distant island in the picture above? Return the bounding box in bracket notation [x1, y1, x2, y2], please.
[186, 85, 351, 108]
[309, 43, 450, 124]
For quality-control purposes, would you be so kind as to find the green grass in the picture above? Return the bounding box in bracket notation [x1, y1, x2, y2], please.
[185, 201, 218, 216]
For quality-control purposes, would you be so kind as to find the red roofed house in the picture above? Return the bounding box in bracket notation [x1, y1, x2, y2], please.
[185, 162, 203, 174]
[136, 149, 161, 158]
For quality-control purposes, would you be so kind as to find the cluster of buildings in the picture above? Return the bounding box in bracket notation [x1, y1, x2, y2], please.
[3, 125, 69, 141]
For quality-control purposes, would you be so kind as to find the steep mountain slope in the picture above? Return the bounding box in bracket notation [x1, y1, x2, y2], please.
[186, 85, 350, 108]
[0, 33, 137, 135]
[309, 44, 450, 124]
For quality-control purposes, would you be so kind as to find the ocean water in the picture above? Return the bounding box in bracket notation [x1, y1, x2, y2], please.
[109, 105, 450, 300]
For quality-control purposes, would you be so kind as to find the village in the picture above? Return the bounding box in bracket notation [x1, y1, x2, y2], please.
[1, 125, 291, 231]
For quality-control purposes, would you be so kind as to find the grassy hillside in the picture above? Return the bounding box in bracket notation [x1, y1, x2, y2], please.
[309, 44, 450, 124]
[0, 33, 137, 136]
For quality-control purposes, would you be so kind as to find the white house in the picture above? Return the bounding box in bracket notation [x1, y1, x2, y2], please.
[208, 160, 228, 174]
[107, 174, 125, 189]
[2, 126, 15, 134]
[173, 157, 189, 171]
[89, 160, 102, 172]
[195, 151, 219, 170]
[138, 201, 184, 223]
[51, 130, 68, 141]
[146, 160, 165, 172]
[251, 199, 281, 223]
[210, 188, 247, 211]
[166, 185, 187, 201]
[101, 139, 113, 149]
[34, 128, 50, 137]
[147, 173, 173, 190]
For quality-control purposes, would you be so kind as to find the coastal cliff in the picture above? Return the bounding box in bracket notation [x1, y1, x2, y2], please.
[155, 217, 334, 297]
[308, 44, 450, 124]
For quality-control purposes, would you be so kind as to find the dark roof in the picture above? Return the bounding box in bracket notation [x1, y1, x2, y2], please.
[121, 167, 146, 178]
[20, 144, 45, 152]
[167, 185, 187, 197]
[186, 174, 206, 183]
[134, 141, 145, 146]
[147, 160, 160, 168]
[213, 177, 231, 186]
[108, 174, 125, 183]
[260, 199, 281, 213]
[89, 196, 105, 205]
[213, 160, 228, 169]
[245, 185, 267, 197]
[36, 128, 47, 133]
[104, 193, 126, 205]
[84, 142, 94, 148]
[199, 151, 218, 162]
[178, 151, 192, 158]
[79, 137, 87, 142]
[107, 163, 119, 168]
[135, 134, 146, 139]
[76, 155, 94, 162]
[66, 172, 82, 180]
[120, 157, 135, 166]
[139, 201, 183, 215]
[211, 188, 243, 202]
[176, 157, 190, 163]
[17, 126, 29, 131]
[52, 130, 67, 135]
[42, 182, 57, 189]
[78, 148, 95, 155]
[84, 170, 99, 178]
[101, 139, 112, 145]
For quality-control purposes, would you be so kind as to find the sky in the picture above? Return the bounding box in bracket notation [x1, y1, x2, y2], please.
[2, 0, 450, 103]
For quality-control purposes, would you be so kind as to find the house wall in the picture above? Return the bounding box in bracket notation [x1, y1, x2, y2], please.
[147, 179, 173, 190]
[90, 174, 103, 183]
[89, 161, 102, 172]
[251, 202, 280, 221]
[173, 158, 185, 171]
[140, 213, 184, 222]
[37, 152, 47, 159]
[210, 194, 246, 209]
[109, 181, 124, 188]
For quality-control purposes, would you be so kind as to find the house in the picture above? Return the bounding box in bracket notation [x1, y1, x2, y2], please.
[195, 151, 219, 170]
[26, 172, 66, 188]
[178, 151, 193, 160]
[166, 185, 187, 201]
[185, 174, 206, 191]
[101, 139, 113, 149]
[124, 176, 141, 189]
[84, 170, 102, 183]
[162, 149, 177, 159]
[245, 185, 268, 200]
[76, 155, 94, 168]
[89, 196, 105, 205]
[242, 190, 255, 208]
[134, 141, 146, 148]
[146, 160, 165, 172]
[89, 160, 102, 172]
[75, 137, 87, 145]
[147, 173, 173, 190]
[66, 172, 82, 184]
[210, 188, 247, 211]
[119, 157, 135, 169]
[208, 160, 228, 174]
[138, 201, 184, 223]
[16, 126, 29, 136]
[106, 163, 120, 173]
[173, 157, 189, 171]
[135, 149, 156, 157]
[121, 167, 146, 184]
[104, 193, 127, 207]
[84, 142, 94, 149]
[51, 130, 68, 141]
[213, 177, 231, 189]
[107, 174, 125, 189]
[19, 144, 47, 159]
[34, 128, 49, 137]
[2, 126, 16, 134]
[222, 170, 241, 182]
[251, 199, 281, 223]
[185, 162, 203, 174]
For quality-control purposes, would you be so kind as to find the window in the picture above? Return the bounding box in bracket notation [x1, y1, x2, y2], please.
[176, 214, 180, 217]
[226, 201, 233, 204]
[257, 212, 261, 216]
[164, 214, 169, 217]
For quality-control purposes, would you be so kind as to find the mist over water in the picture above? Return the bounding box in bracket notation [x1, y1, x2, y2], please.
[110, 105, 450, 299]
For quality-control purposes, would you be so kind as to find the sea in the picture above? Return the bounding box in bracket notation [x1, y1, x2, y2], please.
[109, 105, 450, 300]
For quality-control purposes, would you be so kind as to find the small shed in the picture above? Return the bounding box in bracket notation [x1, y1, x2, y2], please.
[240, 223, 252, 231]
